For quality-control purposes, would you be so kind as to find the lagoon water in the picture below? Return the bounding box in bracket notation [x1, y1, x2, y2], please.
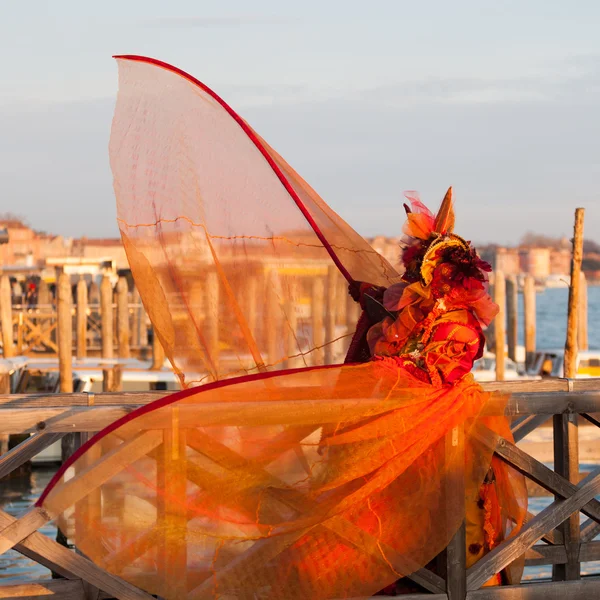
[0, 286, 598, 582]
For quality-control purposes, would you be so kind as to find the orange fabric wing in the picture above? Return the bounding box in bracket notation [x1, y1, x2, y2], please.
[38, 364, 519, 600]
[110, 56, 401, 387]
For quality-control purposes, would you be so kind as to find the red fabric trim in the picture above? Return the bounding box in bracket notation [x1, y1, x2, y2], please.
[112, 54, 354, 285]
[37, 363, 348, 506]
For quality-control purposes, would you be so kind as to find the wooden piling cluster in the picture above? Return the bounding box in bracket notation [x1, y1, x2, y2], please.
[0, 267, 359, 377]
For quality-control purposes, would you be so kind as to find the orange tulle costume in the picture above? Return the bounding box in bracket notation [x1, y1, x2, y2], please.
[37, 56, 527, 599]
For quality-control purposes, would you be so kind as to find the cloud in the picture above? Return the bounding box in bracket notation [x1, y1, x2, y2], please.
[140, 15, 296, 28]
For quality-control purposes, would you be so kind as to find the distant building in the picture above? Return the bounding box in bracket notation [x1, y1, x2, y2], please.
[519, 247, 551, 279]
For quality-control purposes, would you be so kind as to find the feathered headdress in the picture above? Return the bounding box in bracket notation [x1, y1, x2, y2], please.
[401, 187, 491, 294]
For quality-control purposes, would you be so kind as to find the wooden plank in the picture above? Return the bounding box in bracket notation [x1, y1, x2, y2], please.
[0, 578, 85, 600]
[467, 579, 600, 599]
[466, 472, 600, 590]
[511, 414, 551, 443]
[493, 438, 600, 524]
[525, 543, 567, 566]
[0, 508, 154, 600]
[44, 429, 162, 515]
[552, 412, 581, 580]
[0, 431, 65, 479]
[0, 406, 135, 434]
[0, 507, 52, 555]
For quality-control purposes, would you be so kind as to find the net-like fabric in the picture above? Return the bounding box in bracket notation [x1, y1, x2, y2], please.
[37, 56, 527, 600]
[111, 57, 401, 387]
[39, 363, 523, 600]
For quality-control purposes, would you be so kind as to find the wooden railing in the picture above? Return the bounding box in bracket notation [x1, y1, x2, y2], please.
[1, 378, 600, 599]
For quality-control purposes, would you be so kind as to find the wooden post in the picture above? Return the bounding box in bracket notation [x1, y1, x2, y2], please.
[284, 277, 301, 369]
[324, 266, 337, 364]
[553, 208, 585, 582]
[335, 271, 347, 327]
[445, 425, 466, 600]
[76, 279, 88, 359]
[494, 271, 506, 381]
[506, 275, 518, 363]
[102, 365, 123, 392]
[0, 371, 9, 455]
[205, 270, 220, 374]
[311, 275, 325, 366]
[523, 275, 536, 370]
[57, 273, 73, 394]
[578, 271, 589, 352]
[564, 208, 585, 379]
[37, 279, 50, 307]
[345, 288, 360, 357]
[247, 274, 258, 339]
[266, 269, 280, 368]
[117, 277, 131, 359]
[131, 286, 141, 348]
[100, 276, 113, 359]
[151, 328, 166, 371]
[0, 275, 14, 358]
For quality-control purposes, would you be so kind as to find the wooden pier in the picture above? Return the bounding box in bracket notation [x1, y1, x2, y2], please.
[0, 378, 599, 599]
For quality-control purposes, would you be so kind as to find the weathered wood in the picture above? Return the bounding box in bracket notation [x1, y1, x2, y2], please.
[0, 431, 65, 479]
[57, 273, 73, 393]
[446, 426, 466, 600]
[552, 412, 580, 580]
[0, 578, 85, 600]
[76, 279, 88, 359]
[0, 506, 54, 555]
[284, 277, 302, 369]
[511, 414, 551, 443]
[311, 275, 325, 365]
[494, 271, 506, 381]
[150, 326, 165, 371]
[116, 277, 130, 358]
[100, 276, 113, 359]
[1, 275, 14, 358]
[578, 271, 588, 351]
[506, 276, 518, 363]
[46, 430, 163, 515]
[466, 471, 600, 590]
[523, 275, 536, 370]
[266, 269, 280, 367]
[564, 208, 584, 379]
[205, 270, 219, 373]
[467, 578, 600, 599]
[0, 507, 154, 600]
[325, 265, 337, 364]
[493, 437, 600, 524]
[102, 365, 123, 393]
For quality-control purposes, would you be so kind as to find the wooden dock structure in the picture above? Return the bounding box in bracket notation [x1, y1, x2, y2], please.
[0, 378, 600, 599]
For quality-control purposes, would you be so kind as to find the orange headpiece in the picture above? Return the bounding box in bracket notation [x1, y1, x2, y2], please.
[400, 187, 490, 292]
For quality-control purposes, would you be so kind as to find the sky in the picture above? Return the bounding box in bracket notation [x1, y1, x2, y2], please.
[0, 0, 599, 245]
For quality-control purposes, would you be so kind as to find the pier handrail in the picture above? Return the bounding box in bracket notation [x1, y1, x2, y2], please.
[1, 378, 600, 599]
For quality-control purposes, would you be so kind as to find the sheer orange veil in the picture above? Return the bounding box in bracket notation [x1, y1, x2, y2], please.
[38, 56, 526, 600]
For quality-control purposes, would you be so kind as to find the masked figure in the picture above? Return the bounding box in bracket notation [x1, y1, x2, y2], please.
[38, 56, 527, 600]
